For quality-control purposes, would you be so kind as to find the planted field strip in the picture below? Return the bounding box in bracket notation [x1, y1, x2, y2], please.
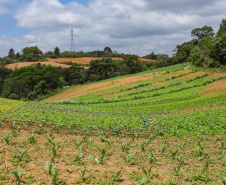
[0, 99, 24, 111]
[0, 120, 225, 184]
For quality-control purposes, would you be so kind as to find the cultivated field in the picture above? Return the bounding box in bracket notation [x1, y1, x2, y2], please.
[0, 63, 225, 184]
[46, 57, 156, 65]
[5, 57, 156, 70]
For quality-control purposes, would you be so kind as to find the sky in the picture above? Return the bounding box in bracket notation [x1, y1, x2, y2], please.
[0, 0, 225, 57]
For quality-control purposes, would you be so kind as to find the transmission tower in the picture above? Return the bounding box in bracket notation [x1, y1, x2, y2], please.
[70, 27, 75, 52]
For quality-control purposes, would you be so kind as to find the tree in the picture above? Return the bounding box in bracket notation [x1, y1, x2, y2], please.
[191, 26, 215, 39]
[19, 46, 43, 62]
[54, 47, 60, 56]
[217, 19, 226, 36]
[8, 48, 15, 58]
[104, 47, 112, 53]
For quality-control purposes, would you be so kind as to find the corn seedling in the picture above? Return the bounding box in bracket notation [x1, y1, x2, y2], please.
[97, 145, 107, 164]
[73, 138, 84, 149]
[50, 167, 60, 185]
[22, 123, 28, 130]
[111, 170, 122, 182]
[74, 153, 84, 165]
[141, 166, 154, 179]
[220, 176, 226, 185]
[3, 133, 12, 145]
[45, 133, 55, 144]
[78, 168, 87, 182]
[121, 149, 134, 164]
[139, 140, 149, 152]
[169, 150, 179, 159]
[45, 161, 56, 175]
[176, 154, 184, 164]
[100, 134, 107, 142]
[11, 165, 26, 184]
[146, 152, 157, 165]
[48, 142, 59, 162]
[132, 177, 147, 185]
[45, 160, 60, 184]
[178, 141, 186, 150]
[121, 142, 131, 152]
[107, 138, 114, 146]
[159, 143, 166, 153]
[28, 128, 37, 145]
[172, 161, 184, 175]
[202, 156, 213, 173]
[11, 148, 28, 162]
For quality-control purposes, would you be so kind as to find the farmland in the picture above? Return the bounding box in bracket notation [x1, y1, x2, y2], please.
[0, 63, 225, 184]
[5, 57, 156, 70]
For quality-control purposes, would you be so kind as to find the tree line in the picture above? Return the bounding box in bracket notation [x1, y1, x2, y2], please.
[143, 19, 226, 68]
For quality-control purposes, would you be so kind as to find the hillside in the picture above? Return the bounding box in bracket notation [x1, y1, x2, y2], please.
[0, 63, 225, 184]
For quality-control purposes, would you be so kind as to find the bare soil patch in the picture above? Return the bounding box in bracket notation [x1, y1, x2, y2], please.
[46, 57, 156, 65]
[6, 62, 71, 70]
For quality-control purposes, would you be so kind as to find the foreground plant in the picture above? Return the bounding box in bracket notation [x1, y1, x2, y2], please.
[78, 168, 87, 182]
[45, 161, 60, 185]
[28, 128, 37, 145]
[3, 133, 12, 145]
[111, 170, 122, 182]
[11, 165, 26, 184]
[11, 148, 28, 162]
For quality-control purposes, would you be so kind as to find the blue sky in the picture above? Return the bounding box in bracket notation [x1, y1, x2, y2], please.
[0, 0, 226, 57]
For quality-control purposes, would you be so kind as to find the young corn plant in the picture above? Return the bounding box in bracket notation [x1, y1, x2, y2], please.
[74, 152, 84, 165]
[202, 156, 213, 173]
[172, 161, 184, 176]
[78, 168, 87, 182]
[133, 177, 147, 185]
[28, 128, 37, 145]
[178, 141, 186, 150]
[45, 132, 55, 144]
[45, 161, 60, 185]
[3, 133, 12, 145]
[111, 170, 122, 182]
[220, 176, 226, 185]
[11, 165, 26, 185]
[97, 145, 107, 165]
[11, 148, 28, 162]
[107, 138, 114, 146]
[121, 149, 134, 164]
[45, 160, 56, 175]
[176, 154, 185, 164]
[139, 140, 149, 152]
[121, 142, 131, 153]
[73, 138, 84, 149]
[141, 166, 154, 179]
[159, 143, 166, 153]
[146, 152, 157, 165]
[48, 142, 59, 162]
[169, 150, 179, 159]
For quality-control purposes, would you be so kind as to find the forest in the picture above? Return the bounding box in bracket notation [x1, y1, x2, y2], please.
[0, 19, 225, 101]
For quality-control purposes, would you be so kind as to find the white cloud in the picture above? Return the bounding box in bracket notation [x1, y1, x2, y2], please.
[0, 0, 225, 57]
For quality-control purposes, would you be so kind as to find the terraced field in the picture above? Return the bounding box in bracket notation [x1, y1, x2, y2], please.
[0, 63, 225, 184]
